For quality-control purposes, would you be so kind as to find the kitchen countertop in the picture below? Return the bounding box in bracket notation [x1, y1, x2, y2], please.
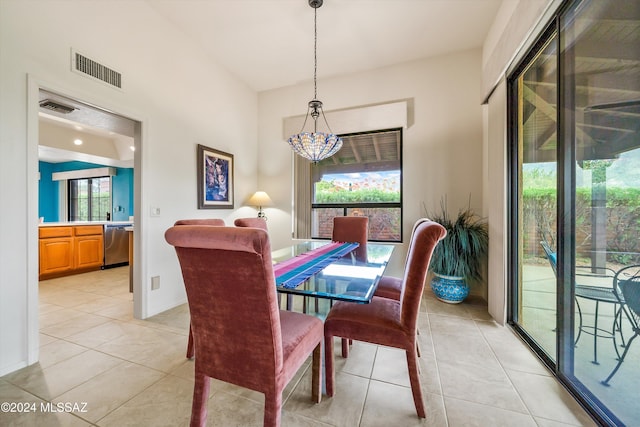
[39, 221, 133, 227]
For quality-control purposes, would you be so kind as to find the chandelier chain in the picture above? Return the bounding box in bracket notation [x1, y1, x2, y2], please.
[313, 6, 318, 101]
[286, 0, 343, 163]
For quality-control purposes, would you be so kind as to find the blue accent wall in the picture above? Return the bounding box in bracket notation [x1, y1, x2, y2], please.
[112, 168, 133, 221]
[38, 161, 134, 222]
[38, 162, 58, 222]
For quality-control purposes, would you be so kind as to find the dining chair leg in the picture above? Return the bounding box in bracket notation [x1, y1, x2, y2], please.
[186, 325, 194, 359]
[263, 391, 282, 427]
[312, 344, 322, 403]
[406, 348, 426, 418]
[191, 372, 210, 427]
[341, 338, 350, 358]
[324, 334, 335, 397]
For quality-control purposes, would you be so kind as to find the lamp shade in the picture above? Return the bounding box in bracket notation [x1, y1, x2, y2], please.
[287, 132, 343, 163]
[248, 191, 273, 207]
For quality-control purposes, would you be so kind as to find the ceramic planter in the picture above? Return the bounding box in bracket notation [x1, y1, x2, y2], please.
[430, 273, 469, 304]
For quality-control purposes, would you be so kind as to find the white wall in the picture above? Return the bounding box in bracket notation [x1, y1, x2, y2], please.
[257, 49, 486, 284]
[0, 0, 258, 375]
[482, 0, 558, 100]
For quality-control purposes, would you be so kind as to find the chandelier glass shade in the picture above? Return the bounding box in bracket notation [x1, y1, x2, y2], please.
[287, 0, 343, 163]
[288, 131, 343, 162]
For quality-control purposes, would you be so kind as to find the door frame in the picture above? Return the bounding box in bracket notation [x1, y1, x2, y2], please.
[26, 74, 146, 364]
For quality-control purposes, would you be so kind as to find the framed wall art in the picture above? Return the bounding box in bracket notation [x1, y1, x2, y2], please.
[197, 144, 234, 209]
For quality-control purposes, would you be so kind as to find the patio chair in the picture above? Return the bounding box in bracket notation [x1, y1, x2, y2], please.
[540, 241, 625, 364]
[602, 264, 640, 385]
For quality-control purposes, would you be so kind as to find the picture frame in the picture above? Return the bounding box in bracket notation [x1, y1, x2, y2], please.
[197, 144, 234, 209]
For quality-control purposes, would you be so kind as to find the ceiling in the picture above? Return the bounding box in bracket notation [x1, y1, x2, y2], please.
[39, 0, 504, 166]
[522, 5, 640, 163]
[38, 90, 136, 167]
[148, 0, 503, 92]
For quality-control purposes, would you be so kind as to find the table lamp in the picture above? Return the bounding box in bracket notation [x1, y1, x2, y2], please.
[248, 191, 273, 219]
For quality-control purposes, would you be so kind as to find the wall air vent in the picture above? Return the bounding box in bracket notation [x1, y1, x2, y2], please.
[72, 50, 122, 89]
[39, 99, 76, 114]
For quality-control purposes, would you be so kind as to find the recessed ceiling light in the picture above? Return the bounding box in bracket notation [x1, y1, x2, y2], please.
[74, 139, 83, 145]
[129, 145, 135, 151]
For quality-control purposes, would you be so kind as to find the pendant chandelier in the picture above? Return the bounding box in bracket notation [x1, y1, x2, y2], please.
[287, 0, 343, 163]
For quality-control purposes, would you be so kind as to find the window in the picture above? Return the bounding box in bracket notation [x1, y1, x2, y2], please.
[68, 177, 111, 221]
[310, 128, 402, 242]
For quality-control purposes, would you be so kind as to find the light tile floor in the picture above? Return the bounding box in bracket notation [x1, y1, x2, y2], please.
[0, 267, 596, 426]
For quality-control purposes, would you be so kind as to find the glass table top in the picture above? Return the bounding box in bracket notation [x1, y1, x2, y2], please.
[271, 241, 395, 303]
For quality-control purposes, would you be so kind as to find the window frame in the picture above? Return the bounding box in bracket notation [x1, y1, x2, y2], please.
[309, 127, 403, 243]
[67, 176, 112, 222]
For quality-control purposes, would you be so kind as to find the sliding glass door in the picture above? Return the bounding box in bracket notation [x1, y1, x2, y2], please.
[513, 33, 559, 362]
[510, 1, 640, 424]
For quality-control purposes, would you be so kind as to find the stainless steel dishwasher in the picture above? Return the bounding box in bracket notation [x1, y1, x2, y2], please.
[103, 223, 131, 268]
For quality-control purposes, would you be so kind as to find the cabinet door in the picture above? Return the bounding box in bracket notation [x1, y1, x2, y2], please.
[75, 235, 104, 270]
[39, 238, 74, 277]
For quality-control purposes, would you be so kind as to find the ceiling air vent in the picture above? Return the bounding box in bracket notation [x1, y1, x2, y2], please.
[39, 99, 76, 114]
[72, 50, 122, 89]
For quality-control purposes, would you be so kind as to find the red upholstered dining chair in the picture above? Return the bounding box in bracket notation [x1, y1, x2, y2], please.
[331, 216, 369, 350]
[324, 219, 446, 419]
[341, 218, 430, 358]
[174, 218, 226, 359]
[332, 216, 368, 261]
[165, 225, 323, 427]
[234, 217, 268, 231]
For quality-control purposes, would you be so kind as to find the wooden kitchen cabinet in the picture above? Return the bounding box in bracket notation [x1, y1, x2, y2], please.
[74, 226, 104, 270]
[39, 225, 104, 280]
[39, 227, 74, 278]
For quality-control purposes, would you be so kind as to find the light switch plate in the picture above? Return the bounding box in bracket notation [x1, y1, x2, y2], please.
[150, 207, 160, 217]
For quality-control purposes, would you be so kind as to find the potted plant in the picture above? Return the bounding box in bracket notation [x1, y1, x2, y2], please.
[425, 199, 489, 303]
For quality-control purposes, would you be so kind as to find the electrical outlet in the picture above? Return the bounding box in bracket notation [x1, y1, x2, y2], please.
[151, 276, 160, 290]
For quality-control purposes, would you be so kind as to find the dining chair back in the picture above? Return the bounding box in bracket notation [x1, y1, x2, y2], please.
[332, 216, 368, 262]
[234, 217, 268, 231]
[174, 218, 226, 226]
[174, 218, 226, 358]
[165, 225, 323, 427]
[324, 219, 446, 418]
[374, 217, 429, 300]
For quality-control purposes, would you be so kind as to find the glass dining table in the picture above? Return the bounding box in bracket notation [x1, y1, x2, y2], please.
[271, 241, 395, 312]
